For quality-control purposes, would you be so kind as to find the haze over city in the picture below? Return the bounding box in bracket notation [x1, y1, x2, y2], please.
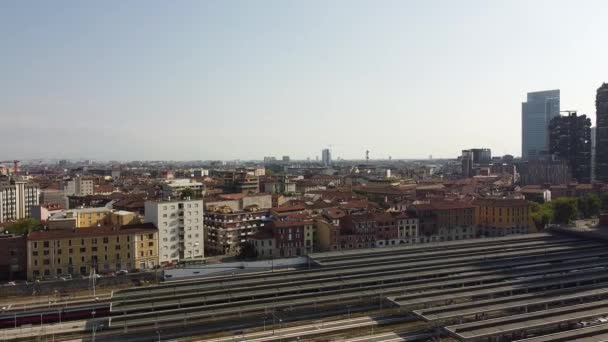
[1, 0, 606, 160]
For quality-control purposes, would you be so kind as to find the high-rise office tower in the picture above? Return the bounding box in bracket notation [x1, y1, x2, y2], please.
[548, 112, 592, 183]
[522, 90, 560, 159]
[595, 83, 608, 182]
[322, 148, 332, 166]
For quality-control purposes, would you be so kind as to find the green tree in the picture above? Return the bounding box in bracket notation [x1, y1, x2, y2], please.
[577, 194, 601, 218]
[237, 241, 257, 260]
[5, 218, 42, 235]
[552, 198, 578, 224]
[180, 188, 197, 200]
[530, 201, 553, 230]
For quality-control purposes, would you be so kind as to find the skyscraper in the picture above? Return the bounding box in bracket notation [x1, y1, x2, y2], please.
[522, 90, 560, 159]
[322, 148, 332, 166]
[595, 83, 608, 182]
[548, 112, 591, 183]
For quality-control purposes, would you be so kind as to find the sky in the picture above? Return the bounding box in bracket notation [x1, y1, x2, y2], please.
[1, 0, 606, 161]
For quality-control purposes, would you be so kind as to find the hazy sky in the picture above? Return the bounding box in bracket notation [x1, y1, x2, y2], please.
[1, 1, 606, 161]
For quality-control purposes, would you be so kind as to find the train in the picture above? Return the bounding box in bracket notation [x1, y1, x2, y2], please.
[0, 303, 110, 328]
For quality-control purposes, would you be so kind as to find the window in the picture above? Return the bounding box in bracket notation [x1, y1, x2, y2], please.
[80, 247, 86, 253]
[81, 256, 85, 262]
[116, 237, 120, 242]
[33, 251, 39, 256]
[68, 240, 72, 246]
[43, 250, 50, 255]
[148, 242, 154, 247]
[92, 247, 98, 252]
[33, 242, 38, 249]
[81, 239, 85, 245]
[148, 234, 154, 239]
[103, 237, 109, 243]
[148, 250, 153, 256]
[140, 251, 144, 257]
[115, 245, 121, 250]
[43, 241, 49, 248]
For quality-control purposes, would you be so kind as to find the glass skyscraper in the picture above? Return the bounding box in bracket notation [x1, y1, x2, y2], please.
[521, 90, 560, 160]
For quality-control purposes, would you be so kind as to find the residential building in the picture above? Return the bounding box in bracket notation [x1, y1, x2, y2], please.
[0, 234, 27, 280]
[522, 90, 560, 159]
[322, 149, 332, 166]
[31, 203, 64, 222]
[26, 223, 158, 280]
[595, 83, 608, 182]
[249, 220, 314, 259]
[47, 207, 139, 229]
[144, 199, 204, 264]
[213, 170, 260, 193]
[40, 189, 69, 208]
[282, 156, 290, 162]
[62, 177, 94, 196]
[0, 178, 40, 223]
[548, 112, 592, 183]
[473, 198, 534, 237]
[410, 200, 476, 243]
[161, 179, 203, 199]
[204, 205, 269, 255]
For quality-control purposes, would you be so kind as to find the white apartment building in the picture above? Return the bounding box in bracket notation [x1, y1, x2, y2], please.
[145, 199, 204, 264]
[62, 177, 94, 196]
[0, 179, 40, 223]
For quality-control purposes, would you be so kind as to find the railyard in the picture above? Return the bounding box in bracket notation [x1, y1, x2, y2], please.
[2, 232, 608, 341]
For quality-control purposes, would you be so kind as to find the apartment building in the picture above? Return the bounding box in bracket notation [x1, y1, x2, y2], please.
[26, 223, 158, 280]
[0, 178, 40, 223]
[473, 198, 534, 237]
[410, 200, 476, 243]
[144, 199, 204, 264]
[204, 205, 269, 256]
[249, 219, 314, 258]
[62, 177, 94, 196]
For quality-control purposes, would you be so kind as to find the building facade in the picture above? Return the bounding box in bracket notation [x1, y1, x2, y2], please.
[62, 177, 94, 196]
[0, 178, 40, 223]
[0, 234, 27, 280]
[26, 223, 158, 280]
[548, 112, 592, 183]
[204, 205, 269, 255]
[473, 198, 534, 237]
[144, 199, 204, 264]
[596, 83, 608, 182]
[322, 149, 332, 166]
[522, 90, 560, 159]
[410, 201, 476, 243]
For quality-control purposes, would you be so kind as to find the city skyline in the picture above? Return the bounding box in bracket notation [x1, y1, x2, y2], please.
[1, 1, 607, 160]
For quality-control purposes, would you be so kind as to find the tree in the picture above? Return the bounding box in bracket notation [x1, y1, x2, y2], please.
[180, 188, 197, 200]
[237, 241, 257, 260]
[5, 218, 42, 235]
[552, 198, 578, 224]
[577, 194, 601, 218]
[530, 201, 553, 230]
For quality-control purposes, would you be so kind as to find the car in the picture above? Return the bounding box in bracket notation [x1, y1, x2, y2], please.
[116, 270, 129, 275]
[6, 282, 16, 286]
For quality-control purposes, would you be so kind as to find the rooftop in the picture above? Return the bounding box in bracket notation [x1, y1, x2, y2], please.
[28, 223, 157, 241]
